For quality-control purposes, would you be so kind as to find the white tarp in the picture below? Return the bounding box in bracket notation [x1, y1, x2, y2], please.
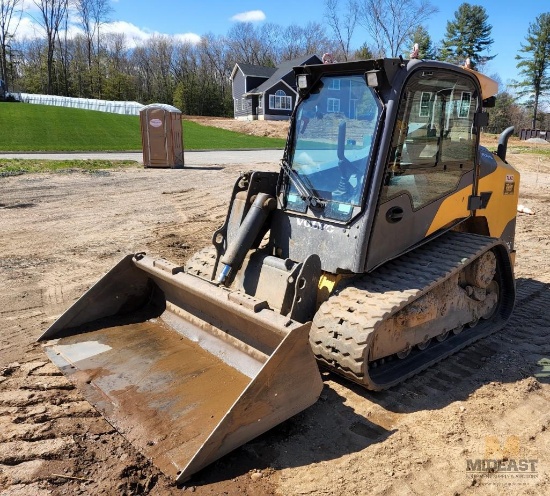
[19, 93, 145, 116]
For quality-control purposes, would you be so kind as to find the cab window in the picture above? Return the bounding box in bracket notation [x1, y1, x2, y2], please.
[381, 70, 479, 209]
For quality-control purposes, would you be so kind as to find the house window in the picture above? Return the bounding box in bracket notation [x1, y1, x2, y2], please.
[458, 92, 471, 118]
[328, 79, 340, 90]
[242, 99, 246, 111]
[327, 98, 340, 113]
[269, 89, 292, 110]
[234, 99, 238, 112]
[258, 97, 262, 109]
[419, 92, 432, 117]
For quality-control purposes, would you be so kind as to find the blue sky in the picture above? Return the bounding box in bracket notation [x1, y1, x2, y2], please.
[18, 0, 550, 88]
[111, 0, 550, 86]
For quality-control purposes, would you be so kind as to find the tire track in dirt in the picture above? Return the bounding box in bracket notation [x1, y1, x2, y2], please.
[0, 355, 182, 495]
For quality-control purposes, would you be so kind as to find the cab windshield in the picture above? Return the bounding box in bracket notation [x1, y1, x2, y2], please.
[287, 74, 381, 219]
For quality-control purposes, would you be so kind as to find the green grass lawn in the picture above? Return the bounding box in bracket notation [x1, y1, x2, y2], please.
[508, 146, 550, 156]
[0, 103, 285, 152]
[0, 159, 138, 177]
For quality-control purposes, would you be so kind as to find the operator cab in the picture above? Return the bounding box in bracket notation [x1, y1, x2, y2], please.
[273, 58, 494, 274]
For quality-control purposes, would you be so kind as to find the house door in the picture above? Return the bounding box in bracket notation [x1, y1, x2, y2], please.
[350, 99, 357, 119]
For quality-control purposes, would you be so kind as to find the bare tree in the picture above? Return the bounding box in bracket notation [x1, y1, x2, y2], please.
[90, 0, 112, 97]
[324, 0, 359, 61]
[74, 0, 111, 97]
[74, 0, 94, 94]
[197, 35, 234, 114]
[171, 41, 199, 111]
[16, 37, 47, 92]
[279, 23, 331, 62]
[302, 22, 333, 59]
[32, 0, 68, 94]
[69, 34, 89, 96]
[55, 2, 70, 95]
[357, 0, 437, 57]
[226, 22, 276, 67]
[102, 32, 135, 100]
[280, 24, 305, 61]
[200, 34, 232, 94]
[131, 35, 175, 104]
[0, 0, 21, 90]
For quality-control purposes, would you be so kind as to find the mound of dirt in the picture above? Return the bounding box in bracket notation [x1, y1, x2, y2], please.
[185, 116, 289, 140]
[525, 137, 550, 145]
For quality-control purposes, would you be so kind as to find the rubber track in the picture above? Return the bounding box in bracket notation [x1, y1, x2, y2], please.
[310, 231, 515, 390]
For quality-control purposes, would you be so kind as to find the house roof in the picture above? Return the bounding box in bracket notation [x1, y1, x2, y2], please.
[246, 78, 296, 98]
[231, 63, 277, 80]
[248, 55, 322, 95]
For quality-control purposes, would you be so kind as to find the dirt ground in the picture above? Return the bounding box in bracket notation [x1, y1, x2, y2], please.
[1, 119, 550, 496]
[185, 116, 290, 140]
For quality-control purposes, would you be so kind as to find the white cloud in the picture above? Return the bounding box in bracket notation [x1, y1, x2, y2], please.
[101, 22, 201, 47]
[174, 33, 202, 45]
[11, 16, 201, 48]
[13, 1, 201, 48]
[12, 16, 43, 39]
[230, 10, 266, 23]
[102, 20, 151, 42]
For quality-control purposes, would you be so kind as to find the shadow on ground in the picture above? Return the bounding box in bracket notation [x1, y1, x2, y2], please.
[189, 385, 396, 486]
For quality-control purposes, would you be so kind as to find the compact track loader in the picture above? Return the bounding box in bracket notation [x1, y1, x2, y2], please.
[40, 58, 519, 482]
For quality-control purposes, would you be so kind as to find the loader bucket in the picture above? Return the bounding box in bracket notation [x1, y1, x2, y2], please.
[39, 254, 323, 483]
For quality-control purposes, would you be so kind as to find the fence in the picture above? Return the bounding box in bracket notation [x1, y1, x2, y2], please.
[519, 129, 550, 142]
[18, 93, 145, 116]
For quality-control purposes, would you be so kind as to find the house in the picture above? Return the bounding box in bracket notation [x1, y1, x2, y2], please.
[306, 76, 370, 120]
[231, 55, 322, 120]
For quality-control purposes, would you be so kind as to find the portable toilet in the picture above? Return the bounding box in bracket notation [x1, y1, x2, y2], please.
[140, 104, 184, 168]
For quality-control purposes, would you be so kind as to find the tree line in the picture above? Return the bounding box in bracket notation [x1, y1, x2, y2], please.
[1, 1, 549, 131]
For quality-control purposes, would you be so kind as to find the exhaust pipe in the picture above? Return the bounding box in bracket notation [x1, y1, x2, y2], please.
[497, 126, 515, 162]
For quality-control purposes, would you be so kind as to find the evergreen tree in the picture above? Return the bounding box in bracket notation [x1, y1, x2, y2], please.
[353, 42, 375, 60]
[440, 3, 495, 69]
[486, 91, 517, 133]
[514, 12, 550, 129]
[409, 26, 437, 59]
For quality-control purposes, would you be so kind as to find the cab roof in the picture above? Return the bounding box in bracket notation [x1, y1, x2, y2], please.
[294, 58, 499, 100]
